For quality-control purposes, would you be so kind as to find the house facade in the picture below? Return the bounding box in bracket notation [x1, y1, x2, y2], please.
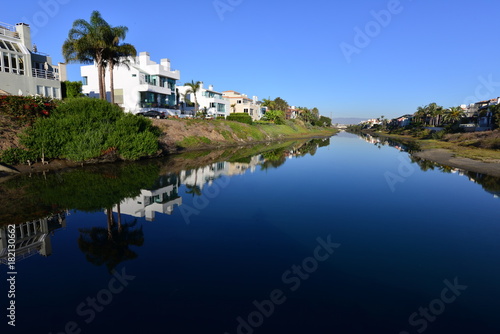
[176, 82, 230, 118]
[0, 22, 66, 98]
[81, 52, 181, 115]
[222, 90, 263, 121]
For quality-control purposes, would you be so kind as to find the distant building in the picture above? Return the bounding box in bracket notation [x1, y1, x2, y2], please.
[222, 90, 263, 121]
[177, 82, 230, 118]
[0, 21, 66, 98]
[81, 52, 180, 115]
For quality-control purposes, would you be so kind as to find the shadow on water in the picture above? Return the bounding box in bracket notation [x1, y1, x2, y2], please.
[0, 137, 330, 267]
[355, 131, 500, 198]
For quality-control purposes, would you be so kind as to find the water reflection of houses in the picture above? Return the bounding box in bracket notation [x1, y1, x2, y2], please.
[0, 212, 66, 264]
[180, 156, 265, 189]
[113, 174, 182, 221]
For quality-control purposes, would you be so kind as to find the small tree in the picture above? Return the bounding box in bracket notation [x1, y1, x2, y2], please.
[61, 81, 84, 99]
[263, 110, 285, 124]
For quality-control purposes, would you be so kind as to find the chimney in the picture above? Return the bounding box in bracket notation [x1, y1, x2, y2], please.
[161, 58, 171, 71]
[199, 81, 204, 90]
[15, 23, 32, 51]
[208, 85, 214, 91]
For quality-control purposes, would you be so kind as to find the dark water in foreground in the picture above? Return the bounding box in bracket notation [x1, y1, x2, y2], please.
[1, 132, 500, 334]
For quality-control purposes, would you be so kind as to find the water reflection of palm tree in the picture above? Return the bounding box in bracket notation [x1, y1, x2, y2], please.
[78, 207, 144, 272]
[185, 185, 202, 197]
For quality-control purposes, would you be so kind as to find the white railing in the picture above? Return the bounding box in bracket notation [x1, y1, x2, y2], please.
[32, 68, 59, 80]
[0, 23, 19, 39]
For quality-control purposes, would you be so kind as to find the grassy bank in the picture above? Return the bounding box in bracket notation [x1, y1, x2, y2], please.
[357, 129, 500, 162]
[153, 118, 338, 152]
[0, 97, 337, 171]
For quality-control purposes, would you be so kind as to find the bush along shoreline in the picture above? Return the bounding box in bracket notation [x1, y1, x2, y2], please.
[0, 97, 337, 170]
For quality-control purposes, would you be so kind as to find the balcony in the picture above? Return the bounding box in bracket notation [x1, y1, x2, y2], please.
[0, 23, 20, 39]
[32, 68, 59, 80]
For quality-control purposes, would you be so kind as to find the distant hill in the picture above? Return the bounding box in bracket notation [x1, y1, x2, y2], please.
[331, 117, 367, 125]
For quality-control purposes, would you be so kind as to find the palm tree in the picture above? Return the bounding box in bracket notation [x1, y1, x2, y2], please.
[261, 98, 275, 111]
[105, 26, 136, 104]
[444, 106, 465, 125]
[184, 80, 202, 113]
[230, 103, 236, 114]
[62, 11, 112, 100]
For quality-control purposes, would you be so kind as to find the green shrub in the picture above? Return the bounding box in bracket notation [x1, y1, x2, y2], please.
[0, 95, 58, 125]
[21, 98, 160, 162]
[0, 148, 37, 165]
[227, 113, 253, 125]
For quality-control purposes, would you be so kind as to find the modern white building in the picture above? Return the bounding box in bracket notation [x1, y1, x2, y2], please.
[177, 82, 230, 118]
[222, 90, 264, 121]
[0, 21, 66, 98]
[81, 51, 181, 115]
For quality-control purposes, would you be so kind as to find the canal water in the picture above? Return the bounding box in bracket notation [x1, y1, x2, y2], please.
[1, 132, 499, 334]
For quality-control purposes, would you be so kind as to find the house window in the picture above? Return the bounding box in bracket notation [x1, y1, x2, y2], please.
[3, 54, 9, 72]
[210, 102, 216, 108]
[11, 55, 17, 74]
[45, 86, 51, 97]
[250, 109, 254, 115]
[18, 57, 24, 75]
[82, 76, 88, 85]
[237, 100, 242, 104]
[37, 85, 43, 95]
[53, 87, 59, 98]
[244, 109, 248, 113]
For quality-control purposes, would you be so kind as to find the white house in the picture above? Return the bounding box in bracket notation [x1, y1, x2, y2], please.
[177, 82, 230, 118]
[81, 52, 181, 115]
[222, 90, 264, 121]
[0, 21, 66, 98]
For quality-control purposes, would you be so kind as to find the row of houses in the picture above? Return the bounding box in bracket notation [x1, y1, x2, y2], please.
[0, 21, 268, 121]
[382, 98, 499, 131]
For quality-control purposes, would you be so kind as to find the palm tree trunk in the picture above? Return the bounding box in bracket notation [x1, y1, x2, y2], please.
[109, 63, 115, 104]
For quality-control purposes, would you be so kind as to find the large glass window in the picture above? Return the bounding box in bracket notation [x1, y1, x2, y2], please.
[0, 40, 7, 50]
[37, 86, 43, 95]
[12, 42, 21, 53]
[4, 41, 14, 51]
[82, 76, 88, 85]
[11, 55, 17, 74]
[3, 54, 9, 72]
[18, 56, 24, 75]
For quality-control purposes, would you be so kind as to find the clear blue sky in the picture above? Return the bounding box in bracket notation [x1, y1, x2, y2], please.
[2, 0, 500, 119]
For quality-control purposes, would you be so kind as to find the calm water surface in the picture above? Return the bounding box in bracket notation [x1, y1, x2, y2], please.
[1, 132, 499, 334]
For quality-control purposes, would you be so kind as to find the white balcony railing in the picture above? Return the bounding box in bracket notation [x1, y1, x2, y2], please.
[0, 23, 20, 39]
[32, 68, 59, 80]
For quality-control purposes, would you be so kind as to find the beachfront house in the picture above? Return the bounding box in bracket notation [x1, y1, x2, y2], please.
[462, 98, 498, 131]
[0, 21, 66, 98]
[81, 52, 181, 115]
[176, 82, 230, 118]
[222, 90, 263, 121]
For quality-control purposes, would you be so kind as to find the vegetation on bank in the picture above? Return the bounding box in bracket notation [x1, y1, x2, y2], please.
[1, 98, 160, 164]
[0, 96, 336, 166]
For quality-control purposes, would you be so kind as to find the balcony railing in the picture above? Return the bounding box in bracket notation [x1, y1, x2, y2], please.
[0, 23, 20, 39]
[32, 68, 59, 80]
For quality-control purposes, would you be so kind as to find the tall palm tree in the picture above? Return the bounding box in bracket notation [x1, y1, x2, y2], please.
[230, 103, 236, 114]
[62, 11, 111, 100]
[105, 27, 136, 104]
[444, 106, 465, 125]
[261, 98, 275, 111]
[184, 80, 202, 112]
